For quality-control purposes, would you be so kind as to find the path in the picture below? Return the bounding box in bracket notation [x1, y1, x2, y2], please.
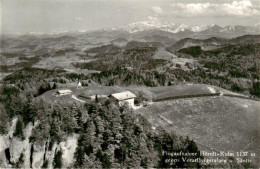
[71, 94, 86, 103]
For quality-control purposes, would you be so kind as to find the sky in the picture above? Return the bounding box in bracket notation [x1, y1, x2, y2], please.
[1, 0, 260, 34]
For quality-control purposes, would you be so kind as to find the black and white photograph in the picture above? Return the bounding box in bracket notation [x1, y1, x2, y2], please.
[0, 0, 260, 168]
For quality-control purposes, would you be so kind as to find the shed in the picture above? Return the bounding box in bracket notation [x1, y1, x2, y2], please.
[57, 89, 72, 95]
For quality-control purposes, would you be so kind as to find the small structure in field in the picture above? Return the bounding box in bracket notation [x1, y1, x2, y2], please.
[110, 91, 136, 108]
[57, 89, 72, 95]
[77, 81, 83, 89]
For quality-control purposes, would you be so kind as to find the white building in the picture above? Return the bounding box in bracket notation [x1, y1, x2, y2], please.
[110, 91, 136, 108]
[77, 82, 83, 89]
[57, 89, 72, 95]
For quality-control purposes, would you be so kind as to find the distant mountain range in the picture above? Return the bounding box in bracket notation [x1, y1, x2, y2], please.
[2, 22, 260, 44]
[6, 21, 260, 38]
[114, 21, 260, 35]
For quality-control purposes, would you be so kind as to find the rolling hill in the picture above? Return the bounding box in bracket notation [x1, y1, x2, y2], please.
[135, 95, 260, 166]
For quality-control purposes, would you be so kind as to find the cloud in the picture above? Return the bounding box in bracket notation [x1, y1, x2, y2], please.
[151, 6, 163, 14]
[171, 0, 260, 17]
[222, 0, 259, 16]
[148, 16, 158, 22]
[74, 17, 83, 21]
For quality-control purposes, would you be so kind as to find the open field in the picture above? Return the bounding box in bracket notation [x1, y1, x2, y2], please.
[33, 54, 94, 70]
[152, 48, 177, 60]
[39, 83, 251, 104]
[148, 84, 245, 100]
[152, 48, 196, 70]
[135, 96, 260, 166]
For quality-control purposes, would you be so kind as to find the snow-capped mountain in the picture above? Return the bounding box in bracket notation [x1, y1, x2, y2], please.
[115, 21, 190, 33]
[114, 21, 260, 35]
[220, 25, 260, 34]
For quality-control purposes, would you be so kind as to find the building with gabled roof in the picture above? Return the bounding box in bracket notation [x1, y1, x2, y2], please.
[110, 91, 136, 108]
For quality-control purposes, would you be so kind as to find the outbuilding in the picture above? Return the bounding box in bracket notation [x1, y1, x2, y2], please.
[57, 89, 72, 95]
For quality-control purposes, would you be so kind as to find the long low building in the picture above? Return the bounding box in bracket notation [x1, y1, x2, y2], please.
[57, 89, 72, 95]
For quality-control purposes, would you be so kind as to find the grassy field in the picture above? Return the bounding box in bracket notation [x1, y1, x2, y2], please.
[135, 96, 260, 166]
[146, 84, 244, 100]
[33, 54, 91, 70]
[152, 48, 196, 70]
[152, 48, 177, 60]
[39, 84, 248, 104]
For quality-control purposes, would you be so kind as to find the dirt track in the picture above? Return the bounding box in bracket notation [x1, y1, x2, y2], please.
[153, 92, 257, 102]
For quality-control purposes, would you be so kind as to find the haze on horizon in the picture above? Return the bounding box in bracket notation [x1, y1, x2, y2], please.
[1, 0, 260, 34]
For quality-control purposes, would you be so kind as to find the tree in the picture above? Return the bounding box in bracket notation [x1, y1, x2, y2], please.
[114, 148, 126, 163]
[53, 150, 62, 168]
[250, 82, 260, 97]
[101, 153, 111, 168]
[42, 160, 48, 168]
[21, 97, 37, 125]
[52, 83, 57, 89]
[0, 104, 8, 134]
[76, 109, 82, 128]
[141, 157, 148, 168]
[168, 81, 172, 86]
[49, 123, 60, 143]
[86, 104, 96, 114]
[37, 83, 52, 96]
[95, 95, 98, 103]
[231, 83, 244, 92]
[74, 146, 85, 167]
[96, 149, 111, 168]
[85, 144, 94, 156]
[14, 119, 24, 139]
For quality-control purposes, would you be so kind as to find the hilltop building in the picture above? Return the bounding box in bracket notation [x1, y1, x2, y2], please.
[57, 89, 72, 95]
[110, 91, 136, 108]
